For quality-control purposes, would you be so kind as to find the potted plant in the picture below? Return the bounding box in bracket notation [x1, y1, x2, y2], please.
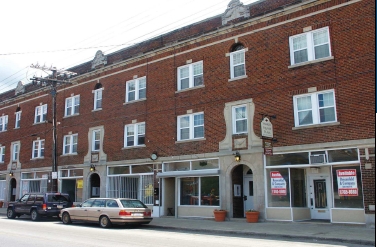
[245, 209, 259, 223]
[213, 209, 227, 222]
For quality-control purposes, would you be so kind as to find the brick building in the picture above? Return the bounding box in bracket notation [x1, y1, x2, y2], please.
[0, 0, 375, 226]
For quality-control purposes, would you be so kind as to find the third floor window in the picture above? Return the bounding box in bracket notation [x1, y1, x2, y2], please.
[65, 95, 80, 116]
[34, 104, 47, 123]
[0, 115, 8, 132]
[126, 77, 146, 102]
[177, 61, 203, 90]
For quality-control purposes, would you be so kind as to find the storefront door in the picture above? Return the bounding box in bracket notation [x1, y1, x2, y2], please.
[308, 175, 331, 220]
[243, 175, 254, 215]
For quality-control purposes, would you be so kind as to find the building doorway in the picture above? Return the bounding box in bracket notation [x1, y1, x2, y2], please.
[9, 178, 16, 201]
[308, 175, 331, 220]
[232, 165, 254, 218]
[243, 169, 254, 215]
[90, 173, 101, 198]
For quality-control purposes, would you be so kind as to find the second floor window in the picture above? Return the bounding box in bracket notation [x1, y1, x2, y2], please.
[177, 61, 203, 90]
[15, 111, 21, 128]
[233, 105, 247, 134]
[32, 140, 45, 158]
[124, 123, 145, 147]
[65, 95, 80, 116]
[230, 45, 246, 79]
[35, 104, 47, 123]
[92, 130, 101, 152]
[12, 143, 19, 161]
[0, 146, 4, 163]
[126, 77, 146, 102]
[293, 89, 337, 127]
[63, 134, 78, 154]
[177, 112, 204, 141]
[0, 115, 8, 132]
[93, 88, 103, 110]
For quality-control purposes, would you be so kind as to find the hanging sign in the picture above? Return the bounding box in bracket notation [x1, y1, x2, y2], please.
[270, 171, 286, 196]
[261, 117, 273, 139]
[264, 140, 273, 155]
[337, 169, 358, 196]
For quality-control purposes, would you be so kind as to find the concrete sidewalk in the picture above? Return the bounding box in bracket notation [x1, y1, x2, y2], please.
[0, 207, 375, 246]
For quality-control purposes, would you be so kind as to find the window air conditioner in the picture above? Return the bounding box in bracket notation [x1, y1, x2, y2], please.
[310, 154, 326, 164]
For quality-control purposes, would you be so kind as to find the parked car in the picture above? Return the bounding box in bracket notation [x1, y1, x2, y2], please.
[7, 192, 73, 221]
[60, 198, 152, 228]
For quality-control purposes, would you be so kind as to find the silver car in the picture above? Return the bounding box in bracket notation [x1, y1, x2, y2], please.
[59, 198, 152, 228]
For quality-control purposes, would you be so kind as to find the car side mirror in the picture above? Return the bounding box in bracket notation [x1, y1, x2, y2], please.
[15, 199, 20, 202]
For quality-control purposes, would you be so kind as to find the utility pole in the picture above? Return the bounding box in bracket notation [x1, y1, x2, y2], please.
[30, 64, 76, 193]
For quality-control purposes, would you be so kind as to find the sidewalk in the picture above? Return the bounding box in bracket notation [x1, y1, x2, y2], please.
[0, 207, 375, 246]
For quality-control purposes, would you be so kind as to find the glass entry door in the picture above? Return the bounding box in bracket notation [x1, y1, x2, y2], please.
[309, 176, 331, 220]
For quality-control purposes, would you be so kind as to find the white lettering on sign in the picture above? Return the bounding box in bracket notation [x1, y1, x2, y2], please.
[270, 171, 286, 196]
[261, 117, 273, 138]
[337, 169, 358, 196]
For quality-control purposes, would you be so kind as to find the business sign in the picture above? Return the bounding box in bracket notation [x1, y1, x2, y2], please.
[270, 171, 286, 196]
[264, 140, 273, 155]
[261, 117, 273, 139]
[337, 169, 358, 196]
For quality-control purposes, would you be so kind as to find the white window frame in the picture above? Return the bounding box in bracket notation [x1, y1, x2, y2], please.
[230, 49, 246, 79]
[289, 27, 331, 65]
[32, 139, 45, 159]
[92, 130, 101, 152]
[126, 77, 146, 102]
[0, 146, 5, 163]
[232, 105, 247, 134]
[65, 95, 80, 116]
[34, 104, 47, 123]
[177, 61, 204, 91]
[177, 112, 204, 141]
[93, 88, 103, 110]
[293, 89, 337, 127]
[124, 122, 145, 147]
[0, 115, 8, 132]
[15, 111, 21, 128]
[12, 143, 19, 162]
[63, 134, 78, 155]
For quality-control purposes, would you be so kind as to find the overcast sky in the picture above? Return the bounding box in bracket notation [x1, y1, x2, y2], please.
[0, 0, 258, 94]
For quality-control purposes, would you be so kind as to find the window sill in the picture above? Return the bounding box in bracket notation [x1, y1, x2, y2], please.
[13, 127, 20, 130]
[123, 98, 146, 105]
[30, 157, 44, 160]
[63, 114, 80, 119]
[228, 75, 248, 82]
[175, 138, 206, 144]
[60, 153, 78, 157]
[33, 121, 47, 125]
[0, 130, 7, 133]
[292, 121, 340, 130]
[288, 56, 334, 69]
[122, 145, 146, 150]
[176, 85, 205, 93]
[92, 108, 102, 112]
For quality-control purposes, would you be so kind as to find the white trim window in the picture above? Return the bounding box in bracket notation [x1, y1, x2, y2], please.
[289, 27, 331, 65]
[15, 111, 21, 128]
[0, 115, 8, 132]
[177, 61, 203, 90]
[124, 123, 145, 147]
[230, 49, 246, 79]
[293, 89, 337, 127]
[12, 143, 19, 162]
[92, 130, 101, 152]
[63, 134, 78, 154]
[232, 105, 247, 134]
[0, 146, 5, 163]
[34, 104, 47, 123]
[32, 140, 45, 159]
[65, 95, 80, 116]
[126, 77, 146, 102]
[178, 112, 204, 141]
[93, 88, 103, 110]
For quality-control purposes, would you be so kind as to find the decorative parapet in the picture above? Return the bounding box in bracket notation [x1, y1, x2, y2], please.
[15, 81, 25, 95]
[91, 50, 107, 69]
[222, 0, 250, 25]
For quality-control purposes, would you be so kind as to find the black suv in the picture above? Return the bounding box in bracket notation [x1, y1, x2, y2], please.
[7, 192, 73, 221]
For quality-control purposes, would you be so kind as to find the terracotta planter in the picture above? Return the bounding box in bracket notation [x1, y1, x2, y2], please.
[213, 210, 227, 222]
[245, 211, 259, 223]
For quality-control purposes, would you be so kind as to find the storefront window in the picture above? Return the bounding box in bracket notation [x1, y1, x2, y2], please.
[192, 160, 219, 170]
[164, 159, 219, 172]
[328, 149, 358, 163]
[164, 161, 190, 172]
[332, 165, 363, 208]
[180, 176, 219, 206]
[290, 168, 306, 207]
[267, 168, 290, 207]
[266, 152, 309, 166]
[201, 177, 220, 206]
[108, 166, 130, 175]
[132, 164, 153, 173]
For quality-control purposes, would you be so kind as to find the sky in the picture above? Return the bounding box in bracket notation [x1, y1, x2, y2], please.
[0, 0, 258, 94]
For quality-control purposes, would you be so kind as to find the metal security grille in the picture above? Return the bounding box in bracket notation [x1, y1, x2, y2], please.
[141, 175, 153, 205]
[0, 180, 5, 200]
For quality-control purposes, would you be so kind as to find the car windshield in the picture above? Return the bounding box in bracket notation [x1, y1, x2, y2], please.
[48, 194, 70, 202]
[120, 200, 147, 208]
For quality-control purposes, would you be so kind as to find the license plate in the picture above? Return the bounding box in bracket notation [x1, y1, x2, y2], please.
[57, 205, 63, 209]
[133, 213, 143, 216]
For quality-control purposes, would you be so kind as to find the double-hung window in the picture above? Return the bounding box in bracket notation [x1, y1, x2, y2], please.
[34, 104, 47, 123]
[32, 140, 45, 158]
[289, 27, 331, 65]
[177, 61, 203, 90]
[63, 134, 78, 154]
[93, 89, 103, 110]
[92, 130, 101, 152]
[232, 105, 247, 134]
[126, 77, 146, 102]
[230, 48, 246, 79]
[177, 112, 204, 141]
[65, 95, 80, 116]
[293, 89, 336, 127]
[124, 123, 145, 147]
[0, 115, 8, 132]
[15, 111, 21, 128]
[12, 143, 19, 161]
[0, 146, 5, 163]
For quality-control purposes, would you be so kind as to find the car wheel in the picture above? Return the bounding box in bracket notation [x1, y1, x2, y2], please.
[7, 208, 16, 219]
[30, 209, 40, 221]
[99, 216, 112, 228]
[62, 212, 72, 224]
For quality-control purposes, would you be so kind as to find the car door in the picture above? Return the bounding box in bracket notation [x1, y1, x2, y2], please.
[26, 194, 36, 213]
[16, 194, 30, 214]
[70, 199, 94, 221]
[86, 199, 106, 222]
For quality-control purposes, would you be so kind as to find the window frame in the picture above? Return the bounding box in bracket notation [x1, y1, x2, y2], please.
[289, 27, 332, 65]
[63, 134, 78, 155]
[177, 112, 205, 141]
[232, 105, 247, 134]
[34, 104, 47, 123]
[293, 89, 337, 127]
[177, 61, 204, 91]
[126, 77, 146, 102]
[92, 130, 101, 152]
[65, 95, 80, 116]
[124, 122, 145, 147]
[230, 49, 246, 79]
[0, 146, 5, 163]
[0, 115, 8, 132]
[32, 139, 45, 159]
[12, 143, 19, 162]
[93, 88, 103, 110]
[15, 111, 21, 128]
